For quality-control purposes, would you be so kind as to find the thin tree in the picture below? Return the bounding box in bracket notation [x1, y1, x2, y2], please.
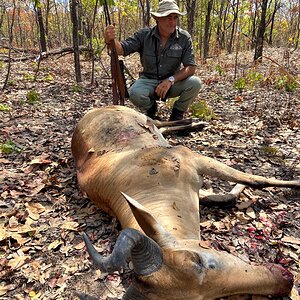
[216, 0, 228, 50]
[254, 0, 268, 61]
[70, 0, 82, 82]
[227, 0, 239, 54]
[90, 0, 99, 85]
[185, 0, 197, 37]
[203, 0, 214, 59]
[139, 0, 151, 27]
[294, 0, 300, 49]
[268, 0, 280, 45]
[53, 0, 62, 47]
[2, 0, 16, 91]
[34, 0, 47, 52]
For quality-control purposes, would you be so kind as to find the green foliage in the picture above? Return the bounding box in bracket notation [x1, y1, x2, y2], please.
[26, 90, 40, 105]
[8, 80, 16, 87]
[0, 140, 22, 154]
[70, 85, 83, 93]
[23, 73, 35, 81]
[0, 60, 4, 68]
[234, 77, 246, 91]
[215, 64, 225, 76]
[165, 97, 178, 109]
[247, 71, 263, 89]
[190, 100, 216, 121]
[275, 75, 298, 92]
[260, 146, 279, 157]
[0, 103, 11, 111]
[234, 70, 263, 91]
[42, 74, 54, 82]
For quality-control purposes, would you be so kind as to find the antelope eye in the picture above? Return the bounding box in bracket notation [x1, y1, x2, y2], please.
[207, 259, 217, 269]
[197, 254, 219, 270]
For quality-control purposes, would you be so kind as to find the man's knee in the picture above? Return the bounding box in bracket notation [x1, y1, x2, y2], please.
[129, 87, 152, 110]
[187, 76, 202, 93]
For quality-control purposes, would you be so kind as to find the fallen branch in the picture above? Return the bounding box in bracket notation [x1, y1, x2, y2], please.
[0, 45, 90, 62]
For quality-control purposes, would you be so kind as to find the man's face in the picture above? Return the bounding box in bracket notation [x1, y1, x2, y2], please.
[156, 13, 179, 37]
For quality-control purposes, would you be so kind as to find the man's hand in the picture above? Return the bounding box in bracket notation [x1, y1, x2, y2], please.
[155, 79, 173, 100]
[104, 25, 116, 44]
[104, 25, 124, 55]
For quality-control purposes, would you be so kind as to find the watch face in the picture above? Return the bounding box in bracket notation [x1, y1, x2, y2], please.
[169, 76, 175, 82]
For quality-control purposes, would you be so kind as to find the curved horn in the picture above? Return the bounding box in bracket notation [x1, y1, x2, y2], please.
[123, 284, 148, 300]
[121, 192, 177, 247]
[82, 228, 163, 276]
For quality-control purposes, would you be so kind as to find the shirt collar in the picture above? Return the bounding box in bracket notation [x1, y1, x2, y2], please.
[152, 25, 179, 40]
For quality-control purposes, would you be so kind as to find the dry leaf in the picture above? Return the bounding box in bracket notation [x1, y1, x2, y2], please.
[48, 240, 63, 250]
[200, 220, 213, 228]
[235, 212, 250, 224]
[7, 255, 30, 269]
[29, 158, 52, 165]
[199, 240, 211, 249]
[74, 241, 86, 250]
[236, 199, 253, 210]
[0, 227, 8, 241]
[0, 284, 16, 296]
[281, 236, 300, 245]
[289, 286, 300, 300]
[246, 207, 256, 219]
[61, 221, 79, 231]
[26, 202, 46, 220]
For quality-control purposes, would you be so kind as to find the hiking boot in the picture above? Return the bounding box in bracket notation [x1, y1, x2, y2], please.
[146, 101, 157, 119]
[169, 107, 185, 121]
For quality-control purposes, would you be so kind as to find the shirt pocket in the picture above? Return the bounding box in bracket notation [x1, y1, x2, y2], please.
[142, 50, 157, 75]
[166, 49, 182, 59]
[165, 49, 183, 73]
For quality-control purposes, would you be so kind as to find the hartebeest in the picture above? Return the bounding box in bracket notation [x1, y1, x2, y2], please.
[71, 105, 299, 299]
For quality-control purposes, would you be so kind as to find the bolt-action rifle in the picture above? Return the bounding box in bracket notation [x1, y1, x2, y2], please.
[103, 0, 127, 105]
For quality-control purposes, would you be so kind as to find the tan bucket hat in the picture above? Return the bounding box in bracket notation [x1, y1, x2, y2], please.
[150, 0, 186, 17]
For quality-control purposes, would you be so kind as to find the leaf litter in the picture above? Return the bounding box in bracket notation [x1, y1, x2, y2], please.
[0, 48, 299, 299]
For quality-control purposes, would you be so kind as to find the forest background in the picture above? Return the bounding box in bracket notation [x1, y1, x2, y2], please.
[0, 0, 300, 299]
[1, 0, 300, 79]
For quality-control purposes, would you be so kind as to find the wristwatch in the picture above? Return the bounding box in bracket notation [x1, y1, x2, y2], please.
[168, 76, 175, 85]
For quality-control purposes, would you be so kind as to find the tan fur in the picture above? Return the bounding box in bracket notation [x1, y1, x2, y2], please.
[72, 106, 298, 299]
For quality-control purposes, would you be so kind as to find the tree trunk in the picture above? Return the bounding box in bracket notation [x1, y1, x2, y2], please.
[70, 0, 82, 82]
[185, 0, 197, 37]
[254, 0, 268, 61]
[216, 0, 227, 50]
[2, 0, 16, 91]
[77, 0, 84, 45]
[203, 0, 214, 59]
[139, 0, 150, 27]
[34, 1, 47, 52]
[227, 0, 239, 54]
[90, 0, 99, 85]
[268, 0, 280, 45]
[294, 0, 300, 49]
[250, 1, 258, 49]
[53, 0, 62, 47]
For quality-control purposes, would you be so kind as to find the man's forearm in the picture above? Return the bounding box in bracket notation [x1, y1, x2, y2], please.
[108, 39, 124, 56]
[104, 25, 124, 56]
[173, 65, 196, 83]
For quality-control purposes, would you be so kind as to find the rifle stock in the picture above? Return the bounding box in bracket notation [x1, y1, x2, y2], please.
[104, 0, 126, 106]
[108, 40, 126, 105]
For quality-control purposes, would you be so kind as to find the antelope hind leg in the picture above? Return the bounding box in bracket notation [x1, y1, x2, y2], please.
[199, 184, 246, 208]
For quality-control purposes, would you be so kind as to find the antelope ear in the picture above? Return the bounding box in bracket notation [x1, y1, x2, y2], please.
[121, 192, 176, 247]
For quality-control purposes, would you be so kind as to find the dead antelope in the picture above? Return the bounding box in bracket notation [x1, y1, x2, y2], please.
[71, 105, 299, 299]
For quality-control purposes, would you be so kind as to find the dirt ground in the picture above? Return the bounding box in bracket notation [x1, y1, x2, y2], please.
[0, 47, 299, 299]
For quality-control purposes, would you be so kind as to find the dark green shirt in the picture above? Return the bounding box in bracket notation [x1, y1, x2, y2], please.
[121, 26, 196, 80]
